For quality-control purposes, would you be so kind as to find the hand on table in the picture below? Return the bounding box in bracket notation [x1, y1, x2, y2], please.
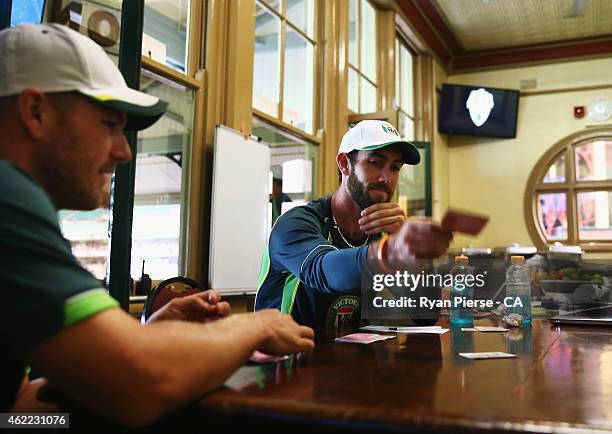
[146, 290, 231, 324]
[358, 203, 406, 235]
[254, 309, 315, 355]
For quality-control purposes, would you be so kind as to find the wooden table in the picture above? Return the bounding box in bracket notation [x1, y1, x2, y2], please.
[199, 318, 612, 434]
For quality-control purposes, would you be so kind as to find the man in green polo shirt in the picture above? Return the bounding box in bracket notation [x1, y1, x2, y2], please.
[0, 23, 314, 425]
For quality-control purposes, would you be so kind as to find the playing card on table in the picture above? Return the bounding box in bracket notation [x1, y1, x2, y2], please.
[335, 333, 396, 344]
[249, 350, 290, 363]
[459, 352, 517, 360]
[441, 208, 489, 235]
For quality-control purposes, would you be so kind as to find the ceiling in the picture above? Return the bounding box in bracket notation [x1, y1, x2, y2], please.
[397, 0, 612, 71]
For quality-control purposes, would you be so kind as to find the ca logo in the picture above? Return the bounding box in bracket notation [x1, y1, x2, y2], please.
[466, 88, 494, 127]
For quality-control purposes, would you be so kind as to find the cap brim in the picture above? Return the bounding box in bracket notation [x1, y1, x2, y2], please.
[76, 87, 169, 131]
[361, 140, 421, 165]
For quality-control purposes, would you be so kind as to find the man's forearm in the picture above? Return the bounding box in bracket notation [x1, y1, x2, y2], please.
[27, 309, 270, 426]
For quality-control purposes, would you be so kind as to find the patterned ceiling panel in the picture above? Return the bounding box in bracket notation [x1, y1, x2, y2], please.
[434, 0, 612, 51]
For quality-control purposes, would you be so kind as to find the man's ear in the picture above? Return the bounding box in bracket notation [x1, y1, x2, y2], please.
[15, 88, 56, 141]
[337, 152, 350, 178]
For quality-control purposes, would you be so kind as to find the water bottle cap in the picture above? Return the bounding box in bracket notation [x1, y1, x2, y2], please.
[511, 255, 525, 265]
[455, 255, 469, 265]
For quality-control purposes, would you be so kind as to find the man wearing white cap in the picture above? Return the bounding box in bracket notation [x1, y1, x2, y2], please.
[0, 24, 314, 424]
[255, 120, 452, 329]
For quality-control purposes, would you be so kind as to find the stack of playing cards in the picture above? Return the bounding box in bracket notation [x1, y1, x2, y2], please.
[461, 326, 509, 332]
[459, 352, 517, 360]
[335, 333, 396, 344]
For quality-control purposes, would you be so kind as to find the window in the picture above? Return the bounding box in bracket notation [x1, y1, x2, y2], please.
[132, 69, 195, 280]
[10, 0, 45, 26]
[253, 0, 316, 134]
[142, 0, 191, 73]
[348, 0, 377, 114]
[395, 37, 414, 140]
[526, 129, 612, 251]
[252, 116, 318, 231]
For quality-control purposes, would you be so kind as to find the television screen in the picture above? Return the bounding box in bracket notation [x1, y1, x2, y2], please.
[438, 83, 519, 138]
[10, 0, 45, 27]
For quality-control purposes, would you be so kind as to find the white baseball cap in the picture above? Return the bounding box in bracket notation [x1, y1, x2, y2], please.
[338, 120, 420, 165]
[0, 23, 168, 130]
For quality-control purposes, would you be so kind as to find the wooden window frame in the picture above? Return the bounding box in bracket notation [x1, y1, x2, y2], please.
[253, 0, 319, 136]
[347, 0, 378, 114]
[524, 127, 612, 252]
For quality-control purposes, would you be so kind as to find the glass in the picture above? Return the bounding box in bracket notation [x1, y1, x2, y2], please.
[543, 154, 566, 183]
[261, 0, 281, 12]
[348, 0, 358, 66]
[51, 0, 123, 61]
[399, 42, 414, 116]
[10, 0, 44, 26]
[399, 112, 414, 140]
[360, 76, 376, 113]
[283, 27, 314, 133]
[398, 147, 426, 217]
[537, 193, 567, 240]
[578, 191, 612, 240]
[143, 0, 190, 73]
[253, 2, 282, 117]
[575, 141, 612, 181]
[286, 0, 314, 38]
[360, 0, 377, 83]
[133, 69, 194, 280]
[348, 67, 359, 113]
[252, 116, 318, 231]
[59, 209, 111, 280]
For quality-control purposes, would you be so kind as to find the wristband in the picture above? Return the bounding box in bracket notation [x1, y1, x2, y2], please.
[376, 235, 392, 274]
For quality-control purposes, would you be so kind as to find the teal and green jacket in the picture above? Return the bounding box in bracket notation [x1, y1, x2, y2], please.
[0, 161, 118, 411]
[255, 196, 380, 329]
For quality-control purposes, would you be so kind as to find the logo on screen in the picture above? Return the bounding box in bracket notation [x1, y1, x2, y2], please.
[466, 88, 494, 127]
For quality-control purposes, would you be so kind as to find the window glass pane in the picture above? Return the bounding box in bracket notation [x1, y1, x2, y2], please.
[360, 0, 376, 83]
[399, 112, 414, 140]
[398, 148, 426, 217]
[543, 154, 565, 183]
[59, 209, 111, 280]
[261, 0, 281, 12]
[578, 191, 612, 240]
[360, 76, 376, 113]
[537, 193, 567, 241]
[252, 117, 318, 232]
[394, 38, 400, 108]
[283, 28, 314, 133]
[348, 0, 358, 66]
[10, 0, 44, 26]
[575, 140, 612, 181]
[51, 0, 123, 62]
[253, 2, 281, 117]
[133, 70, 194, 279]
[400, 43, 413, 116]
[348, 67, 359, 113]
[286, 0, 314, 38]
[143, 0, 190, 73]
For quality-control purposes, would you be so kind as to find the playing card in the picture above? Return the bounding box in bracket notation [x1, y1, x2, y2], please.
[335, 333, 396, 344]
[361, 325, 449, 335]
[441, 209, 489, 235]
[475, 326, 509, 332]
[459, 352, 517, 360]
[249, 350, 289, 363]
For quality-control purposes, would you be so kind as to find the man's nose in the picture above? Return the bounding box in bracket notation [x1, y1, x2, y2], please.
[113, 133, 133, 163]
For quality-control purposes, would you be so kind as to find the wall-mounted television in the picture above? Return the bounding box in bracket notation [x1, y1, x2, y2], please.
[438, 83, 520, 139]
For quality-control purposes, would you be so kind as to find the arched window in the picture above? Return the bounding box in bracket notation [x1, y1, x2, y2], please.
[525, 128, 612, 252]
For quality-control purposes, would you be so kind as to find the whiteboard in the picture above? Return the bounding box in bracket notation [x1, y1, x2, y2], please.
[209, 125, 270, 294]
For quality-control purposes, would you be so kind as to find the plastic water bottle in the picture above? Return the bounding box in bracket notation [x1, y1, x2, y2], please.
[506, 256, 531, 325]
[450, 255, 474, 325]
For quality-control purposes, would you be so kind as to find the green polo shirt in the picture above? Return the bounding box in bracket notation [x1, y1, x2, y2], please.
[0, 161, 118, 411]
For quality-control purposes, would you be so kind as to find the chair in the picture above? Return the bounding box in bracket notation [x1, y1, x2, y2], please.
[142, 276, 203, 322]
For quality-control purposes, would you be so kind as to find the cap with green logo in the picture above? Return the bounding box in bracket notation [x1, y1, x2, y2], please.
[338, 120, 420, 165]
